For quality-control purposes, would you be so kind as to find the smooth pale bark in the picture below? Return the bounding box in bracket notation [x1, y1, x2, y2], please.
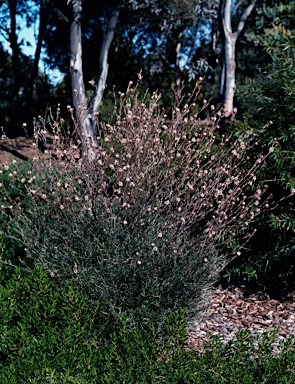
[89, 6, 120, 116]
[69, 1, 119, 162]
[220, 0, 257, 118]
[70, 0, 96, 161]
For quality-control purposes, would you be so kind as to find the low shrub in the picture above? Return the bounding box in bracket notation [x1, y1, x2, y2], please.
[0, 84, 269, 325]
[0, 159, 35, 269]
[0, 263, 187, 383]
[0, 263, 294, 383]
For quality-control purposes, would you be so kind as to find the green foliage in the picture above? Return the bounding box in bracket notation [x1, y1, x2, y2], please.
[242, 3, 295, 189]
[0, 262, 184, 383]
[248, 2, 295, 48]
[0, 88, 268, 326]
[223, 3, 295, 295]
[0, 263, 294, 383]
[0, 159, 38, 268]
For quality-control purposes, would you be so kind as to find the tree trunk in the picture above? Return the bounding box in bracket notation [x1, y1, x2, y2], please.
[8, 0, 21, 97]
[89, 5, 120, 116]
[29, 0, 47, 121]
[220, 31, 237, 117]
[70, 0, 95, 161]
[69, 1, 120, 162]
[220, 0, 257, 118]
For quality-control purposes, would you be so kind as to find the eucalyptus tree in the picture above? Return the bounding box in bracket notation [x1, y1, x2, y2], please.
[68, 0, 120, 161]
[66, 0, 221, 161]
[27, 0, 52, 119]
[222, 0, 295, 296]
[219, 0, 257, 118]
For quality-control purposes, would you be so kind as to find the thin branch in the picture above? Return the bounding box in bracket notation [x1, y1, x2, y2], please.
[233, 0, 246, 14]
[235, 0, 257, 37]
[47, 0, 69, 22]
[222, 0, 232, 34]
[89, 5, 120, 115]
[0, 260, 30, 271]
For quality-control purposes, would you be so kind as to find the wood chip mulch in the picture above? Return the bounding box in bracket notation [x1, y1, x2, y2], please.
[186, 287, 295, 356]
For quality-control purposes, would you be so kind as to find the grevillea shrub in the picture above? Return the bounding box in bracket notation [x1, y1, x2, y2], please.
[0, 83, 269, 324]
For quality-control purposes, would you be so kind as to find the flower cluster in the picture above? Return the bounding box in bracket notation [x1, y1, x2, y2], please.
[0, 82, 270, 322]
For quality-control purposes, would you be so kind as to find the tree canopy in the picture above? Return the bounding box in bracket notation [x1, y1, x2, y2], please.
[0, 0, 290, 135]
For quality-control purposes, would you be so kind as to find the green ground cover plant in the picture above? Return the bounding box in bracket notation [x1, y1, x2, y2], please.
[0, 263, 294, 383]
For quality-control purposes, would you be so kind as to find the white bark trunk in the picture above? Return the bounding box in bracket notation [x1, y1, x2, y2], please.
[89, 6, 120, 116]
[222, 32, 237, 117]
[70, 0, 97, 161]
[220, 0, 257, 118]
[69, 1, 119, 162]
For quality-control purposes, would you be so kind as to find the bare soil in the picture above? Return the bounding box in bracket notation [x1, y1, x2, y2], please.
[0, 135, 37, 164]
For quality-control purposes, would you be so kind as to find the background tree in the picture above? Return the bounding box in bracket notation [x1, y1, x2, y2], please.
[0, 0, 58, 134]
[0, 0, 261, 136]
[220, 0, 295, 296]
[68, 0, 120, 161]
[0, 0, 24, 130]
[65, 0, 222, 160]
[28, 0, 48, 118]
[219, 0, 257, 118]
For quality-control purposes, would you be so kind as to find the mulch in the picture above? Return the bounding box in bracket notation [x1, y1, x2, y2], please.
[186, 286, 295, 355]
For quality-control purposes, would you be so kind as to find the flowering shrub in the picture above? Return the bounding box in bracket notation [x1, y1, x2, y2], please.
[0, 83, 269, 324]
